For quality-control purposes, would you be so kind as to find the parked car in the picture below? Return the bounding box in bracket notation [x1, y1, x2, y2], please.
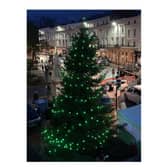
[125, 85, 141, 105]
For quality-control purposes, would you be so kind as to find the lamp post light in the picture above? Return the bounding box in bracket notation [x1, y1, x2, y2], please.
[112, 21, 117, 27]
[112, 21, 120, 113]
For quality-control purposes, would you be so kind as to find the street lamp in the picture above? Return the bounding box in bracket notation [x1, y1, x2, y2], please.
[112, 21, 117, 27]
[83, 21, 88, 27]
[115, 34, 121, 118]
[56, 26, 64, 32]
[83, 21, 93, 28]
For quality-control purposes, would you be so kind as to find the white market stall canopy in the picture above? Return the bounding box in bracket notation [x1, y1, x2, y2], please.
[118, 105, 141, 142]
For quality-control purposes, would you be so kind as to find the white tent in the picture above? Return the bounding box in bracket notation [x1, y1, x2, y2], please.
[118, 105, 141, 142]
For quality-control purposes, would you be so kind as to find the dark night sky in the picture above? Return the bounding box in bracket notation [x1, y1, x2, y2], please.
[27, 10, 140, 28]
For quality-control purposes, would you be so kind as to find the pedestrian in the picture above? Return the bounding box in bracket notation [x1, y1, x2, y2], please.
[44, 64, 49, 84]
[118, 90, 127, 110]
[32, 91, 39, 104]
[53, 54, 62, 82]
[41, 64, 44, 71]
[32, 91, 40, 114]
[108, 83, 114, 92]
[104, 84, 109, 92]
[46, 71, 52, 98]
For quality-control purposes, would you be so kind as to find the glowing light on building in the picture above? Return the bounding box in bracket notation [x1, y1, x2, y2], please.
[56, 26, 64, 32]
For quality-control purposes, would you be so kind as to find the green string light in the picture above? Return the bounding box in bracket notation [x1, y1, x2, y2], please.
[43, 129, 47, 134]
[64, 144, 68, 149]
[67, 129, 71, 133]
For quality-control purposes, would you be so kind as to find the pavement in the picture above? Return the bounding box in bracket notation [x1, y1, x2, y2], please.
[27, 63, 137, 108]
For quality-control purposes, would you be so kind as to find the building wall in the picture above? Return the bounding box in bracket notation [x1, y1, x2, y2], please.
[39, 15, 141, 64]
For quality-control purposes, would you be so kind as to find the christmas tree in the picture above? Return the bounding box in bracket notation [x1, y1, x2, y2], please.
[42, 28, 112, 160]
